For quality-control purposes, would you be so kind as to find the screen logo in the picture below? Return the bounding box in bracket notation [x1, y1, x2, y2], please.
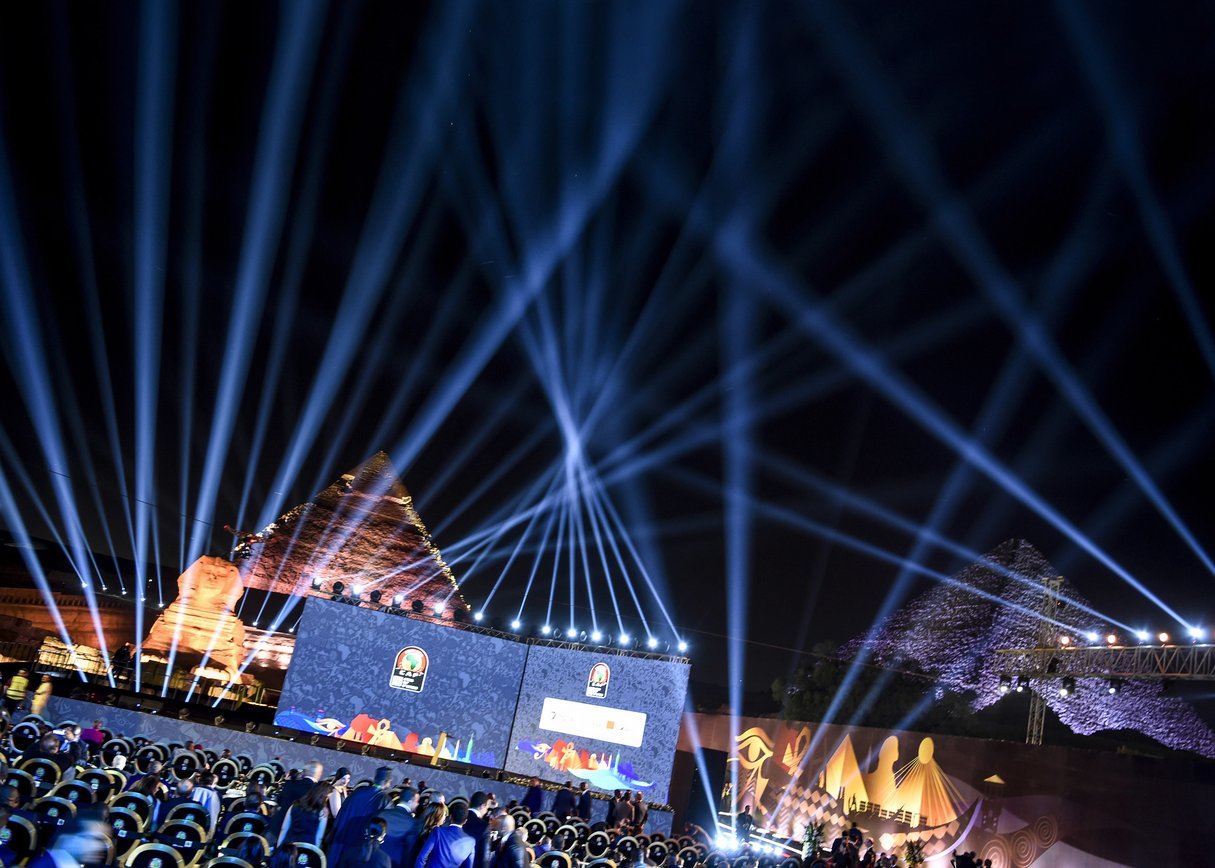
[586, 662, 611, 699]
[390, 646, 429, 693]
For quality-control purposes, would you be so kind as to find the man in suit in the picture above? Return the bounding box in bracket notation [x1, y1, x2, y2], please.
[605, 791, 622, 827]
[520, 778, 544, 815]
[414, 801, 475, 868]
[376, 786, 421, 868]
[631, 792, 647, 832]
[575, 783, 592, 822]
[489, 814, 527, 868]
[462, 792, 492, 868]
[549, 782, 575, 821]
[330, 767, 397, 867]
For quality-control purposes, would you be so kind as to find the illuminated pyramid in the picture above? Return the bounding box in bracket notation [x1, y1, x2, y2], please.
[238, 452, 466, 613]
[845, 539, 1215, 758]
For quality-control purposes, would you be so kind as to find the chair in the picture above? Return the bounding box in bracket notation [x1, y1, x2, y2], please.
[18, 758, 62, 794]
[245, 768, 274, 789]
[616, 836, 640, 861]
[776, 858, 799, 868]
[537, 813, 559, 837]
[163, 803, 212, 834]
[234, 756, 253, 776]
[111, 793, 155, 830]
[586, 860, 617, 868]
[288, 842, 326, 868]
[79, 769, 116, 802]
[204, 858, 254, 868]
[0, 814, 39, 865]
[171, 753, 200, 781]
[265, 761, 285, 783]
[108, 807, 147, 859]
[51, 780, 96, 805]
[135, 747, 165, 773]
[4, 770, 35, 806]
[537, 852, 572, 868]
[212, 760, 240, 789]
[218, 832, 270, 868]
[676, 847, 700, 868]
[585, 831, 611, 859]
[157, 819, 208, 867]
[523, 819, 547, 846]
[222, 813, 268, 838]
[7, 722, 41, 755]
[552, 826, 578, 852]
[124, 842, 187, 868]
[32, 796, 77, 844]
[107, 768, 130, 793]
[647, 842, 669, 863]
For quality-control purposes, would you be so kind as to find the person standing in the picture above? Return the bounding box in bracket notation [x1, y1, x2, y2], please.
[4, 670, 29, 715]
[30, 675, 52, 717]
[615, 792, 634, 831]
[279, 783, 335, 848]
[328, 768, 353, 821]
[462, 793, 491, 868]
[631, 792, 647, 833]
[414, 801, 475, 868]
[336, 817, 393, 868]
[520, 778, 544, 815]
[328, 767, 396, 868]
[376, 786, 421, 868]
[489, 814, 527, 868]
[550, 782, 575, 822]
[736, 805, 754, 846]
[575, 783, 592, 822]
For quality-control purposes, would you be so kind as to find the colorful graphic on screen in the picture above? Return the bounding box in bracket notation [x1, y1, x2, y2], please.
[274, 597, 527, 767]
[506, 645, 689, 803]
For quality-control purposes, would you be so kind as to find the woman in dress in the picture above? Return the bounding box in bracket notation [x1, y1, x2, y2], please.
[327, 767, 352, 822]
[30, 675, 52, 717]
[278, 781, 335, 849]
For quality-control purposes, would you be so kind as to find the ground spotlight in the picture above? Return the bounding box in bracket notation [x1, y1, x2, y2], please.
[541, 625, 552, 636]
[590, 630, 603, 642]
[410, 600, 424, 614]
[393, 593, 405, 607]
[1158, 631, 1170, 644]
[646, 637, 658, 649]
[1107, 679, 1123, 695]
[566, 627, 577, 639]
[1189, 626, 1206, 642]
[1016, 677, 1028, 693]
[331, 581, 346, 601]
[1105, 633, 1118, 645]
[510, 619, 522, 631]
[1058, 635, 1071, 646]
[1059, 677, 1076, 697]
[998, 675, 1011, 695]
[473, 611, 484, 622]
[1135, 629, 1149, 642]
[619, 633, 631, 646]
[352, 584, 364, 600]
[310, 576, 322, 590]
[677, 641, 688, 653]
[369, 590, 382, 605]
[434, 603, 446, 616]
[1084, 631, 1099, 643]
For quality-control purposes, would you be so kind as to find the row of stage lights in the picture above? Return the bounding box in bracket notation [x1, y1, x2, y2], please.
[1057, 626, 1206, 647]
[310, 578, 689, 654]
[999, 675, 1125, 697]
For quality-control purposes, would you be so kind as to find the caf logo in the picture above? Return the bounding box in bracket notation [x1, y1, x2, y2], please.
[390, 646, 429, 693]
[586, 662, 611, 699]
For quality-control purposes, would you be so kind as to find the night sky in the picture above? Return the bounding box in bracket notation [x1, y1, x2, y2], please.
[1, 1, 1214, 701]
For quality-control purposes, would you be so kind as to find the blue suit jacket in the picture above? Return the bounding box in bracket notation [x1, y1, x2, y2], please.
[415, 824, 476, 868]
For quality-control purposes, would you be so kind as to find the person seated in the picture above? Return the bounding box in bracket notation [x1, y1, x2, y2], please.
[21, 733, 74, 776]
[60, 726, 90, 767]
[192, 772, 222, 833]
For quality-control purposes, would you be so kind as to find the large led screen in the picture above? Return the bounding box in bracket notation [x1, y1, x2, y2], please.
[275, 597, 527, 768]
[505, 645, 690, 803]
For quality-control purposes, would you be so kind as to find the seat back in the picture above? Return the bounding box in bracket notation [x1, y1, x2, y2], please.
[163, 803, 211, 833]
[219, 832, 270, 868]
[204, 858, 254, 868]
[212, 760, 240, 789]
[108, 807, 146, 857]
[7, 722, 41, 754]
[158, 819, 207, 866]
[223, 813, 268, 837]
[124, 841, 187, 868]
[19, 758, 62, 793]
[33, 796, 78, 833]
[78, 769, 115, 802]
[0, 814, 39, 864]
[289, 842, 327, 868]
[112, 792, 155, 826]
[3, 769, 35, 806]
[51, 780, 97, 805]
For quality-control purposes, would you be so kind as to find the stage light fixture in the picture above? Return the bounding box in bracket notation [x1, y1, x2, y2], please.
[1189, 626, 1205, 641]
[541, 625, 552, 636]
[677, 641, 688, 652]
[473, 611, 483, 622]
[510, 619, 522, 631]
[1016, 677, 1028, 693]
[566, 627, 577, 639]
[434, 603, 446, 616]
[352, 585, 364, 600]
[1106, 633, 1118, 645]
[619, 633, 631, 646]
[393, 593, 405, 607]
[1107, 679, 1123, 695]
[590, 631, 602, 642]
[310, 576, 322, 590]
[998, 675, 1011, 694]
[578, 631, 588, 643]
[646, 637, 658, 649]
[1084, 631, 1099, 643]
[410, 600, 424, 613]
[1059, 635, 1071, 646]
[1158, 632, 1170, 644]
[1059, 677, 1076, 697]
[331, 581, 346, 601]
[1134, 629, 1149, 642]
[369, 590, 382, 604]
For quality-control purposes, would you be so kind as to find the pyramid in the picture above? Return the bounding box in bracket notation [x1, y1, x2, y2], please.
[238, 452, 466, 613]
[843, 539, 1215, 758]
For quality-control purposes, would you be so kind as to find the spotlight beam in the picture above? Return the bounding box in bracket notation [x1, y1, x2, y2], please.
[800, 0, 1215, 585]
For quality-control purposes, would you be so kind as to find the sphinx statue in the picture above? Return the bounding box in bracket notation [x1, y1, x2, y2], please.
[143, 556, 248, 679]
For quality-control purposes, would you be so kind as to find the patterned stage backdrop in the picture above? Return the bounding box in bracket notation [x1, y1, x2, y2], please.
[39, 696, 673, 834]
